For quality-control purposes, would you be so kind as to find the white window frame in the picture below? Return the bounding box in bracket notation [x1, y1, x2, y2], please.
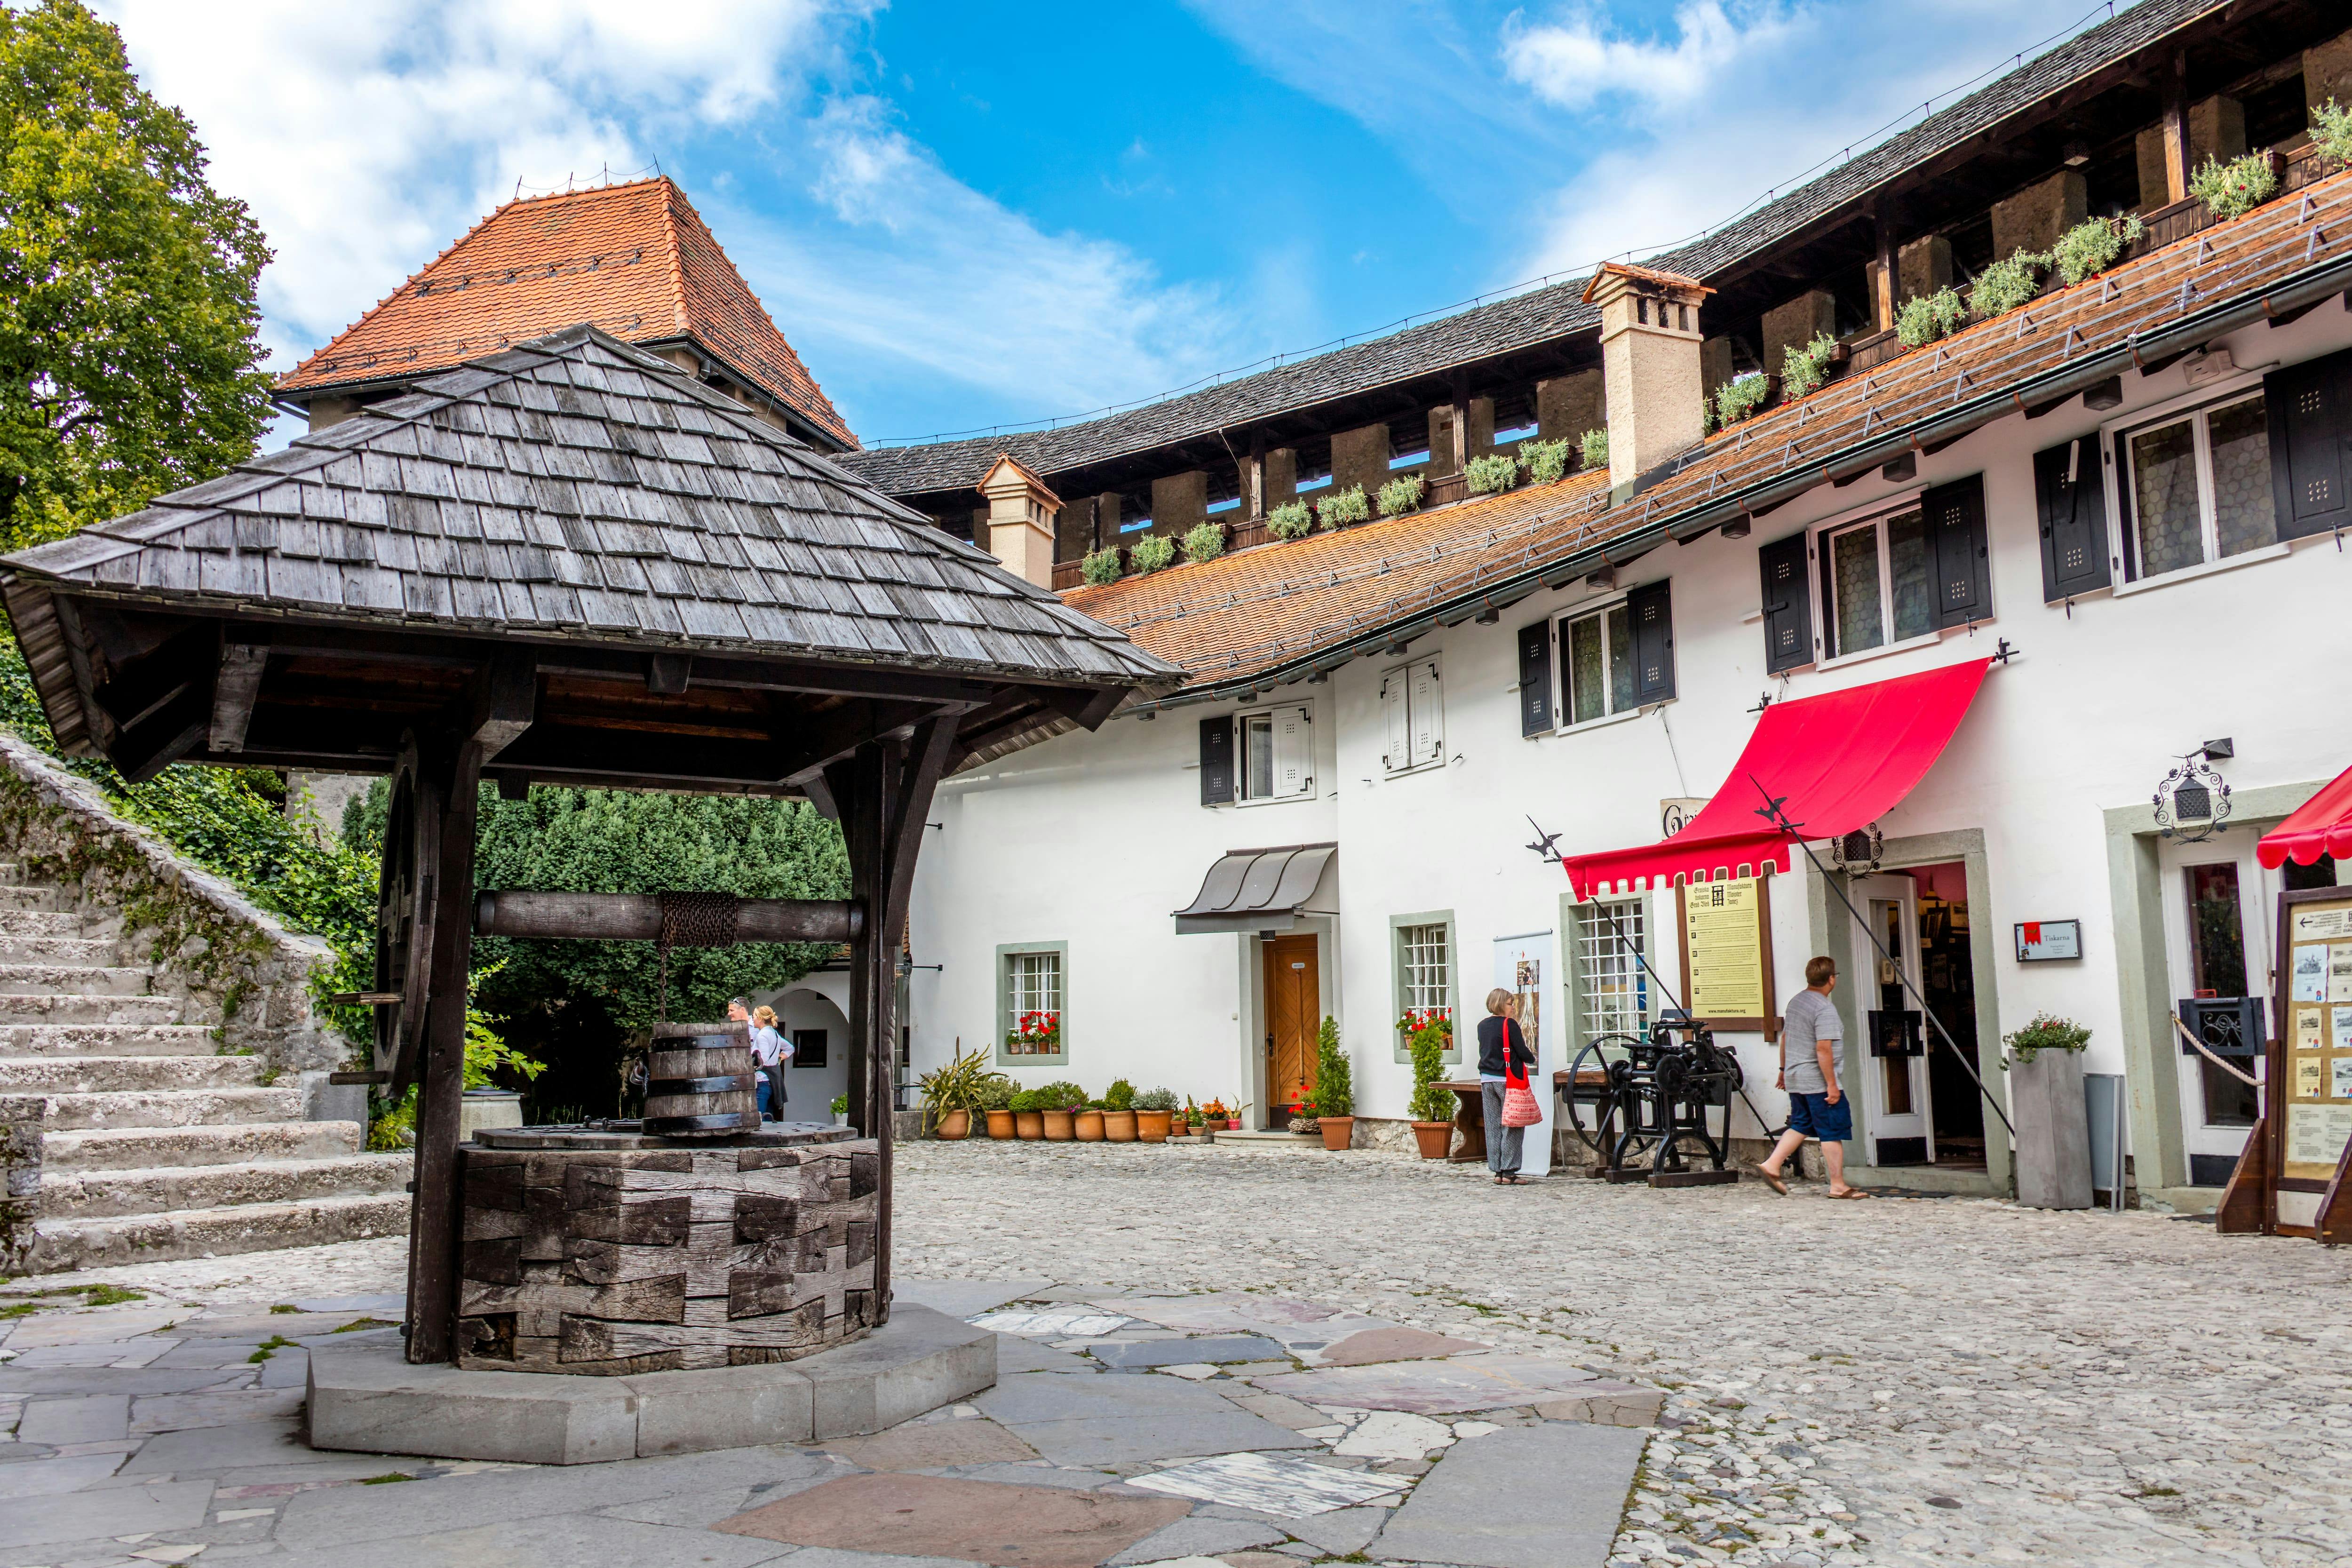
[1379, 656, 1444, 776]
[1237, 702, 1315, 805]
[1807, 488, 1957, 669]
[1551, 593, 1644, 733]
[1573, 897, 1651, 1045]
[1000, 945, 1065, 1063]
[2101, 369, 2288, 596]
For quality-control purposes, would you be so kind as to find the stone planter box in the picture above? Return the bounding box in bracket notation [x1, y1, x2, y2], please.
[2010, 1050, 2091, 1210]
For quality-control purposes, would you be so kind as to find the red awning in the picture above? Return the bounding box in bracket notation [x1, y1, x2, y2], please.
[1561, 657, 1994, 899]
[2258, 761, 2352, 868]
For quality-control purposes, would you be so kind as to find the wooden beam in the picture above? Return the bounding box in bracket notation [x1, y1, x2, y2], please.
[2160, 49, 2190, 207]
[775, 697, 960, 787]
[93, 622, 213, 732]
[465, 651, 537, 761]
[209, 638, 268, 753]
[647, 653, 692, 695]
[114, 685, 212, 784]
[472, 890, 862, 943]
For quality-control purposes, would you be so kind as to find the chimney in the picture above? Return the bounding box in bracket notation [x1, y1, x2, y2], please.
[977, 454, 1062, 589]
[1582, 263, 1712, 492]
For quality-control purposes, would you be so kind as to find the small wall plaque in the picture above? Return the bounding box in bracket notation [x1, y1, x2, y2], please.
[2015, 920, 2082, 962]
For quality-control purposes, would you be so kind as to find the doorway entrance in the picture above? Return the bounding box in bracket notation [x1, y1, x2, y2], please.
[1847, 860, 1981, 1169]
[1263, 933, 1320, 1127]
[2158, 836, 2270, 1186]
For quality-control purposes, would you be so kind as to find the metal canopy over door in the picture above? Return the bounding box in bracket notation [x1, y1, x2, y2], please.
[2159, 835, 2270, 1185]
[1850, 875, 1933, 1166]
[1264, 934, 1320, 1123]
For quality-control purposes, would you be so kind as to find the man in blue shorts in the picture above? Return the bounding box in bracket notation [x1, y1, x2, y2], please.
[1756, 955, 1864, 1199]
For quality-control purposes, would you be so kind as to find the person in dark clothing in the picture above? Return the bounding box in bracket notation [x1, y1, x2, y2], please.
[1477, 987, 1538, 1184]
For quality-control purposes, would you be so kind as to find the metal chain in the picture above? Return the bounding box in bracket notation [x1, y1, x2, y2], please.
[653, 892, 741, 1025]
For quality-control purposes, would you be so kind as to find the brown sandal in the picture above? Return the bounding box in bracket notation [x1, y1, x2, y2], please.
[1828, 1188, 1870, 1200]
[1756, 1168, 1788, 1196]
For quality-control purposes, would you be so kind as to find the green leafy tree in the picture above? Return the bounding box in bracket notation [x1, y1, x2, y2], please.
[0, 0, 274, 549]
[1311, 1015, 1352, 1117]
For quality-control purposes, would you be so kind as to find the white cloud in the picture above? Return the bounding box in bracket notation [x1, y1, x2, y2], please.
[1502, 2, 1792, 111]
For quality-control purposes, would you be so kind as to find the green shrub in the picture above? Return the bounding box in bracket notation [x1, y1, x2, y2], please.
[1103, 1078, 1136, 1111]
[1080, 546, 1123, 585]
[2189, 151, 2278, 220]
[1403, 1012, 1455, 1122]
[2316, 99, 2352, 170]
[1713, 374, 1770, 430]
[1182, 521, 1225, 565]
[974, 1073, 1017, 1112]
[1464, 453, 1518, 494]
[1520, 438, 1571, 486]
[1007, 1088, 1041, 1113]
[831, 1092, 850, 1115]
[1317, 485, 1369, 526]
[2002, 1013, 2091, 1066]
[1267, 500, 1314, 540]
[1780, 332, 1838, 400]
[1895, 287, 1968, 348]
[1967, 249, 2048, 318]
[1578, 427, 1609, 471]
[2047, 214, 2144, 286]
[1311, 1016, 1353, 1118]
[1130, 533, 1177, 573]
[1035, 1079, 1089, 1111]
[1133, 1086, 1178, 1112]
[1376, 473, 1425, 517]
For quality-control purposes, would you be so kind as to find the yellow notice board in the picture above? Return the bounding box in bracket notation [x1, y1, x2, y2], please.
[2281, 895, 2352, 1184]
[1677, 876, 1778, 1036]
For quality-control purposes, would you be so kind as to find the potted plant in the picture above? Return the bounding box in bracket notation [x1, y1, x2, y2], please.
[917, 1043, 993, 1139]
[1134, 1086, 1177, 1142]
[1311, 1016, 1355, 1151]
[830, 1092, 850, 1129]
[1075, 1099, 1106, 1141]
[2002, 1014, 2093, 1210]
[1287, 1090, 1320, 1137]
[1007, 1010, 1060, 1058]
[1102, 1078, 1137, 1141]
[979, 1073, 1017, 1139]
[1037, 1080, 1087, 1140]
[1402, 1010, 1457, 1159]
[1010, 1089, 1046, 1140]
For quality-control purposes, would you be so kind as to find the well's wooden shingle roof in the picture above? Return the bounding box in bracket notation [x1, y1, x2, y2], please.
[14, 327, 1175, 690]
[276, 179, 858, 451]
[841, 0, 2228, 497]
[1072, 163, 2352, 694]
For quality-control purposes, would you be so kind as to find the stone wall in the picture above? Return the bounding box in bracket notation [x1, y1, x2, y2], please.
[0, 1092, 40, 1275]
[0, 732, 344, 1095]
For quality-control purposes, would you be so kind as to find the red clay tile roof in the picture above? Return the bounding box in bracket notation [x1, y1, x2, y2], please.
[276, 178, 856, 450]
[1072, 160, 2352, 697]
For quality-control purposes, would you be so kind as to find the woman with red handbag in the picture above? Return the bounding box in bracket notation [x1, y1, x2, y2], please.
[1478, 988, 1542, 1185]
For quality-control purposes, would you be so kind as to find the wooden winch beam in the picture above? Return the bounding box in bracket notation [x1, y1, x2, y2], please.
[473, 890, 863, 943]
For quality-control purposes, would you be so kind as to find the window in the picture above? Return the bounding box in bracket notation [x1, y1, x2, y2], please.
[1561, 602, 1637, 724]
[1803, 476, 1988, 665]
[792, 1028, 827, 1069]
[1526, 581, 1674, 734]
[1388, 446, 1432, 471]
[1379, 657, 1443, 773]
[1399, 923, 1450, 1015]
[1573, 899, 1650, 1043]
[2115, 390, 2273, 580]
[1494, 421, 1540, 445]
[996, 942, 1067, 1064]
[1822, 506, 1935, 658]
[2182, 864, 2257, 1128]
[1239, 704, 1312, 802]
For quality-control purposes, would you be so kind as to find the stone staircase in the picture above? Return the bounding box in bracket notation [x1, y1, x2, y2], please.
[0, 859, 411, 1272]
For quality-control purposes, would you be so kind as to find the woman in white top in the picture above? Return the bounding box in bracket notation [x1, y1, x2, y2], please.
[750, 1004, 792, 1120]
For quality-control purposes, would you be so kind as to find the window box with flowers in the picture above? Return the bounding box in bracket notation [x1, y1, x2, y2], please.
[995, 942, 1068, 1067]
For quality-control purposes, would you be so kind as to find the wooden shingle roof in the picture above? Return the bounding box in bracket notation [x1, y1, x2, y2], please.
[10, 326, 1176, 692]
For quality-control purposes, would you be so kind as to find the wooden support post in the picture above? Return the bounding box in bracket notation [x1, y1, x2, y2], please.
[1872, 197, 1899, 333]
[2161, 50, 2190, 206]
[2214, 1113, 2268, 1235]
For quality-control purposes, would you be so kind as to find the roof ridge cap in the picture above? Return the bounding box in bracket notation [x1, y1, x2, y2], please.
[659, 180, 691, 339]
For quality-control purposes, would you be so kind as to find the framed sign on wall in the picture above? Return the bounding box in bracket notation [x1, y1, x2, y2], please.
[2014, 920, 2082, 961]
[1676, 876, 1779, 1040]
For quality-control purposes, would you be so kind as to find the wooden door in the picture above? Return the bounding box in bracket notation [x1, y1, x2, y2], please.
[1264, 935, 1320, 1117]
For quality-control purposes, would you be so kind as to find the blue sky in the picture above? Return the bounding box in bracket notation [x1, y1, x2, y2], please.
[95, 0, 2117, 448]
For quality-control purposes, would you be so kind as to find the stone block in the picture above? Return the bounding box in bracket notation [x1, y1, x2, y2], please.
[1370, 1422, 1645, 1568]
[714, 1471, 1191, 1568]
[1898, 235, 1953, 305]
[1696, 340, 1734, 401]
[1057, 495, 1098, 563]
[1092, 1335, 1285, 1369]
[625, 1360, 815, 1454]
[2137, 96, 2244, 208]
[307, 1345, 640, 1465]
[0, 1478, 215, 1551]
[1330, 424, 1391, 499]
[800, 1303, 996, 1440]
[15, 1393, 128, 1444]
[1531, 1387, 1665, 1427]
[1538, 370, 1605, 445]
[2311, 30, 2352, 113]
[1990, 170, 2086, 260]
[1150, 470, 1208, 537]
[1760, 290, 1837, 380]
[1260, 449, 1297, 509]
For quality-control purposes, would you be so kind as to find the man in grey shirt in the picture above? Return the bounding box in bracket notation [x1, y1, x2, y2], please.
[1756, 955, 1864, 1198]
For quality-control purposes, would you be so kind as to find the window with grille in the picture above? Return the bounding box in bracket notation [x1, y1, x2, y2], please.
[1005, 950, 1062, 1053]
[2115, 390, 2273, 580]
[1398, 922, 1451, 1017]
[1575, 900, 1650, 1042]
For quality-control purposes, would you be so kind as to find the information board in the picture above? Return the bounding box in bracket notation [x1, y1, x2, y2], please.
[2281, 894, 2352, 1184]
[1677, 876, 1777, 1037]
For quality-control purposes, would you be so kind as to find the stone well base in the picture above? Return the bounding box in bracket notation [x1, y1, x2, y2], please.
[306, 1303, 993, 1465]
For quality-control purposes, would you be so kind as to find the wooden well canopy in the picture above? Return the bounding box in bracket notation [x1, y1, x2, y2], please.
[0, 325, 1180, 1361]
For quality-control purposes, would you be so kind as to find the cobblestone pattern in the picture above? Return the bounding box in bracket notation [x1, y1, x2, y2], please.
[893, 1142, 2352, 1568]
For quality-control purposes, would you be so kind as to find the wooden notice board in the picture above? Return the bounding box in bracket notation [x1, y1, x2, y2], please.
[2260, 887, 2352, 1240]
[1676, 876, 1778, 1040]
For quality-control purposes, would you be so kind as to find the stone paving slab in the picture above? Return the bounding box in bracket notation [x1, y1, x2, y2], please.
[1102, 1512, 1287, 1564]
[1092, 1337, 1287, 1370]
[1248, 1357, 1610, 1415]
[714, 1471, 1192, 1568]
[120, 1416, 412, 1480]
[823, 1415, 1040, 1471]
[0, 1451, 124, 1498]
[896, 1278, 1056, 1320]
[16, 1393, 128, 1444]
[261, 1508, 798, 1567]
[1126, 1451, 1402, 1516]
[1371, 1422, 1645, 1568]
[995, 1336, 1103, 1375]
[1319, 1328, 1490, 1366]
[975, 1374, 1319, 1469]
[0, 1477, 214, 1550]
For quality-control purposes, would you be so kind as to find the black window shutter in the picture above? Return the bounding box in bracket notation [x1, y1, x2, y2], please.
[1626, 580, 1675, 703]
[1758, 533, 1812, 673]
[1925, 474, 1992, 627]
[1199, 716, 1234, 805]
[2033, 436, 2113, 602]
[2266, 347, 2352, 542]
[1516, 620, 1554, 736]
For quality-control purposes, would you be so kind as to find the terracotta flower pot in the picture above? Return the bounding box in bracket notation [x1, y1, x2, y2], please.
[935, 1108, 971, 1140]
[985, 1109, 1015, 1139]
[1015, 1110, 1045, 1140]
[1319, 1115, 1355, 1152]
[1411, 1120, 1454, 1160]
[1042, 1109, 1075, 1141]
[1136, 1109, 1172, 1142]
[1074, 1110, 1105, 1141]
[1103, 1110, 1137, 1142]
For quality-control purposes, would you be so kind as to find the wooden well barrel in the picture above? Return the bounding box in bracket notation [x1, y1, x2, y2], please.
[643, 1021, 762, 1136]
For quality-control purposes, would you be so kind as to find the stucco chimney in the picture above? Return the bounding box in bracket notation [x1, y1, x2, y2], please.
[1582, 263, 1712, 491]
[977, 454, 1062, 589]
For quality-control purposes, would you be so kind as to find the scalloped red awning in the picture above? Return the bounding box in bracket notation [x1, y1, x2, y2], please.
[2258, 761, 2352, 869]
[1561, 657, 1994, 900]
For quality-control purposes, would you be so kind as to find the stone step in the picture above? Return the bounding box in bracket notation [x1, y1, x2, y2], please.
[0, 1022, 222, 1058]
[43, 1118, 365, 1171]
[0, 885, 71, 912]
[0, 963, 151, 997]
[0, 1053, 268, 1094]
[0, 934, 122, 966]
[37, 1152, 412, 1219]
[39, 1084, 309, 1131]
[0, 992, 184, 1025]
[0, 907, 119, 937]
[27, 1192, 413, 1273]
